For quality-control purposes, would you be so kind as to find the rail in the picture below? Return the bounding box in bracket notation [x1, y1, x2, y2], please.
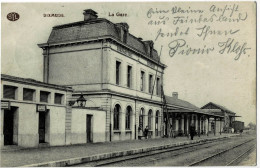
[226, 144, 256, 166]
[71, 137, 231, 167]
[187, 138, 255, 166]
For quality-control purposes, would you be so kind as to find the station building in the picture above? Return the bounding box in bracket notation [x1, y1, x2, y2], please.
[1, 9, 235, 148]
[38, 9, 165, 141]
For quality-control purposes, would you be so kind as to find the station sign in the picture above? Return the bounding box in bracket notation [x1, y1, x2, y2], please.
[37, 104, 47, 112]
[1, 101, 10, 110]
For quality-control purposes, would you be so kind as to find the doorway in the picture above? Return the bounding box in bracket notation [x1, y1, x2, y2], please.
[39, 112, 46, 143]
[86, 115, 93, 143]
[4, 109, 14, 145]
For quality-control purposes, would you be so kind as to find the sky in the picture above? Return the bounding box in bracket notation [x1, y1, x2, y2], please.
[1, 2, 256, 126]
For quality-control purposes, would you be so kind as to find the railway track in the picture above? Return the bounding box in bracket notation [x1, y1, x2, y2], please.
[72, 136, 256, 167]
[226, 144, 256, 166]
[72, 137, 244, 167]
[188, 138, 256, 166]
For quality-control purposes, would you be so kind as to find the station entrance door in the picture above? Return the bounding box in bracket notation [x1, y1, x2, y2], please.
[4, 107, 18, 145]
[86, 115, 93, 143]
[39, 112, 46, 143]
[4, 109, 14, 145]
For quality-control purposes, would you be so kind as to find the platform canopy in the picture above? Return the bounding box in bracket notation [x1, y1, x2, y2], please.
[165, 96, 224, 118]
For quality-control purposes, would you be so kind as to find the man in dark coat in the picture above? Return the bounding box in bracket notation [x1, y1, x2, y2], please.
[144, 126, 149, 139]
[189, 123, 195, 140]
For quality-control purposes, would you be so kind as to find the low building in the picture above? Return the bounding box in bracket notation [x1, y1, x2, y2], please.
[164, 93, 224, 137]
[201, 102, 240, 133]
[1, 74, 106, 148]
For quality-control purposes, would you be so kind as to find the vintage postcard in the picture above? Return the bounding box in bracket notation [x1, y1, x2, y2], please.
[1, 2, 256, 167]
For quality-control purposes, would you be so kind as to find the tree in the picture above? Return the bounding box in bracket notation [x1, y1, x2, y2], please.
[247, 122, 256, 130]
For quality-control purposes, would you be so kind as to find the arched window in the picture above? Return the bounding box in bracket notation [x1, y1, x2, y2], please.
[155, 111, 159, 136]
[114, 104, 121, 130]
[126, 106, 131, 130]
[139, 108, 144, 130]
[148, 110, 152, 130]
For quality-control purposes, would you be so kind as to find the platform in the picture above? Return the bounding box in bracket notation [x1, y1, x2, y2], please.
[1, 133, 238, 167]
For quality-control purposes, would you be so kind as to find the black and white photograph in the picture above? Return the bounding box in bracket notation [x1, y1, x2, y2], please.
[1, 2, 257, 167]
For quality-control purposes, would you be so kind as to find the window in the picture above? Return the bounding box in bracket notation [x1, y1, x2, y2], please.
[149, 74, 153, 93]
[3, 85, 17, 99]
[139, 108, 144, 130]
[140, 71, 145, 91]
[126, 106, 131, 130]
[114, 104, 121, 130]
[23, 88, 35, 101]
[55, 93, 63, 104]
[148, 110, 152, 130]
[156, 78, 160, 95]
[40, 91, 50, 103]
[116, 61, 121, 85]
[155, 111, 159, 136]
[127, 65, 132, 88]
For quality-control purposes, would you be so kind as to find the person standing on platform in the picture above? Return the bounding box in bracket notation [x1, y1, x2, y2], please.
[189, 123, 195, 140]
[144, 126, 149, 139]
[170, 124, 174, 138]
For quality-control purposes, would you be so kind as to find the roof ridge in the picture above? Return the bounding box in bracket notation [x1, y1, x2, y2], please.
[208, 102, 235, 114]
[53, 18, 112, 29]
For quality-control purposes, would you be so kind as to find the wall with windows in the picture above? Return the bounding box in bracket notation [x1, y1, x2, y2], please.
[1, 78, 71, 148]
[106, 42, 163, 102]
[71, 92, 163, 142]
[47, 41, 164, 102]
[43, 39, 165, 142]
[135, 100, 162, 138]
[110, 96, 162, 141]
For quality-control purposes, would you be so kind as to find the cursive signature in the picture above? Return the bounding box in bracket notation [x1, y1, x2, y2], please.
[218, 38, 251, 60]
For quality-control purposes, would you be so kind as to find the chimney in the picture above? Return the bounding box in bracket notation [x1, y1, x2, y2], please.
[172, 92, 178, 99]
[83, 9, 98, 21]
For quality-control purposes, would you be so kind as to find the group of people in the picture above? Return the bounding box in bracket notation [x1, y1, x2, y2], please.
[139, 123, 197, 140]
[168, 123, 196, 140]
[139, 126, 150, 139]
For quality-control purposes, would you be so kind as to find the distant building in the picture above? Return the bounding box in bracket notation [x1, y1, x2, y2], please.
[165, 93, 224, 136]
[201, 102, 240, 133]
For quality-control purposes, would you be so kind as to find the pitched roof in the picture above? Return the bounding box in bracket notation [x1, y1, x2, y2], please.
[165, 96, 224, 118]
[201, 102, 236, 114]
[201, 109, 224, 116]
[165, 95, 200, 111]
